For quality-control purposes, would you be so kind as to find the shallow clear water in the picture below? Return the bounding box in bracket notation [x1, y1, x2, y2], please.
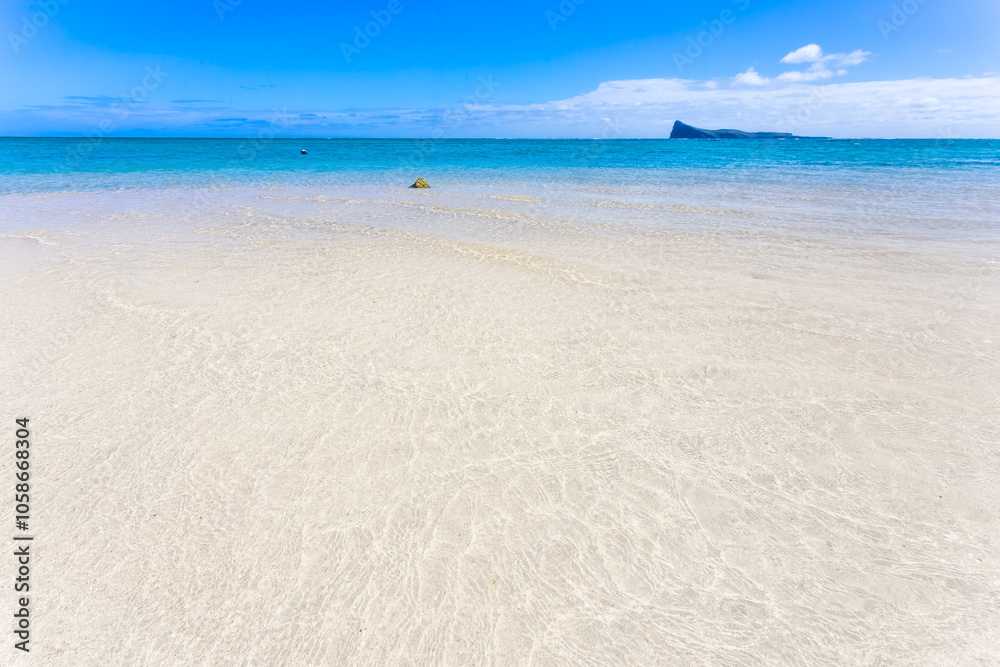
[2, 138, 998, 249]
[2, 137, 999, 665]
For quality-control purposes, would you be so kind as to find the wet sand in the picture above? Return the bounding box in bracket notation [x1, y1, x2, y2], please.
[1, 187, 998, 665]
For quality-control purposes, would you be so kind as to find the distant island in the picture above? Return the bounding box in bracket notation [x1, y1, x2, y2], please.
[669, 120, 823, 139]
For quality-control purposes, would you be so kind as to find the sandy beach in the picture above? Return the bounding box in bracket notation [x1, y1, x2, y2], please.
[1, 184, 998, 665]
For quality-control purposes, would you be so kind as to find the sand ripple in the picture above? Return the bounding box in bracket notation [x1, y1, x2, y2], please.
[1, 190, 997, 665]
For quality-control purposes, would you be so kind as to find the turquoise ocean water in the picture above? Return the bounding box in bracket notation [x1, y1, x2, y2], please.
[1, 137, 998, 243]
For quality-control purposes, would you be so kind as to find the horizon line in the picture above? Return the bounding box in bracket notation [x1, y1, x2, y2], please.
[1, 136, 996, 141]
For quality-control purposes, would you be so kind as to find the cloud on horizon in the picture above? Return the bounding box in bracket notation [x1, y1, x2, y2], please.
[525, 75, 1000, 137]
[2, 73, 999, 139]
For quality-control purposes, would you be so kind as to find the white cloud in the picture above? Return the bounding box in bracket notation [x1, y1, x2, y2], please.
[777, 65, 831, 83]
[730, 45, 871, 90]
[493, 75, 1000, 138]
[836, 49, 870, 67]
[5, 74, 999, 139]
[733, 67, 770, 86]
[781, 44, 870, 68]
[775, 45, 870, 83]
[782, 44, 825, 64]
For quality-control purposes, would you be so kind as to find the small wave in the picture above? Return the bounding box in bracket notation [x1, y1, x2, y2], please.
[491, 194, 542, 202]
[575, 187, 633, 194]
[411, 203, 557, 225]
[591, 200, 752, 216]
[4, 230, 78, 248]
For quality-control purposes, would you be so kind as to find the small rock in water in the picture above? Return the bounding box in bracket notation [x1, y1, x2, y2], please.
[410, 177, 430, 188]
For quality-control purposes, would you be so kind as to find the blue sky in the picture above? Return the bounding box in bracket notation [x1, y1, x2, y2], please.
[1, 0, 998, 137]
